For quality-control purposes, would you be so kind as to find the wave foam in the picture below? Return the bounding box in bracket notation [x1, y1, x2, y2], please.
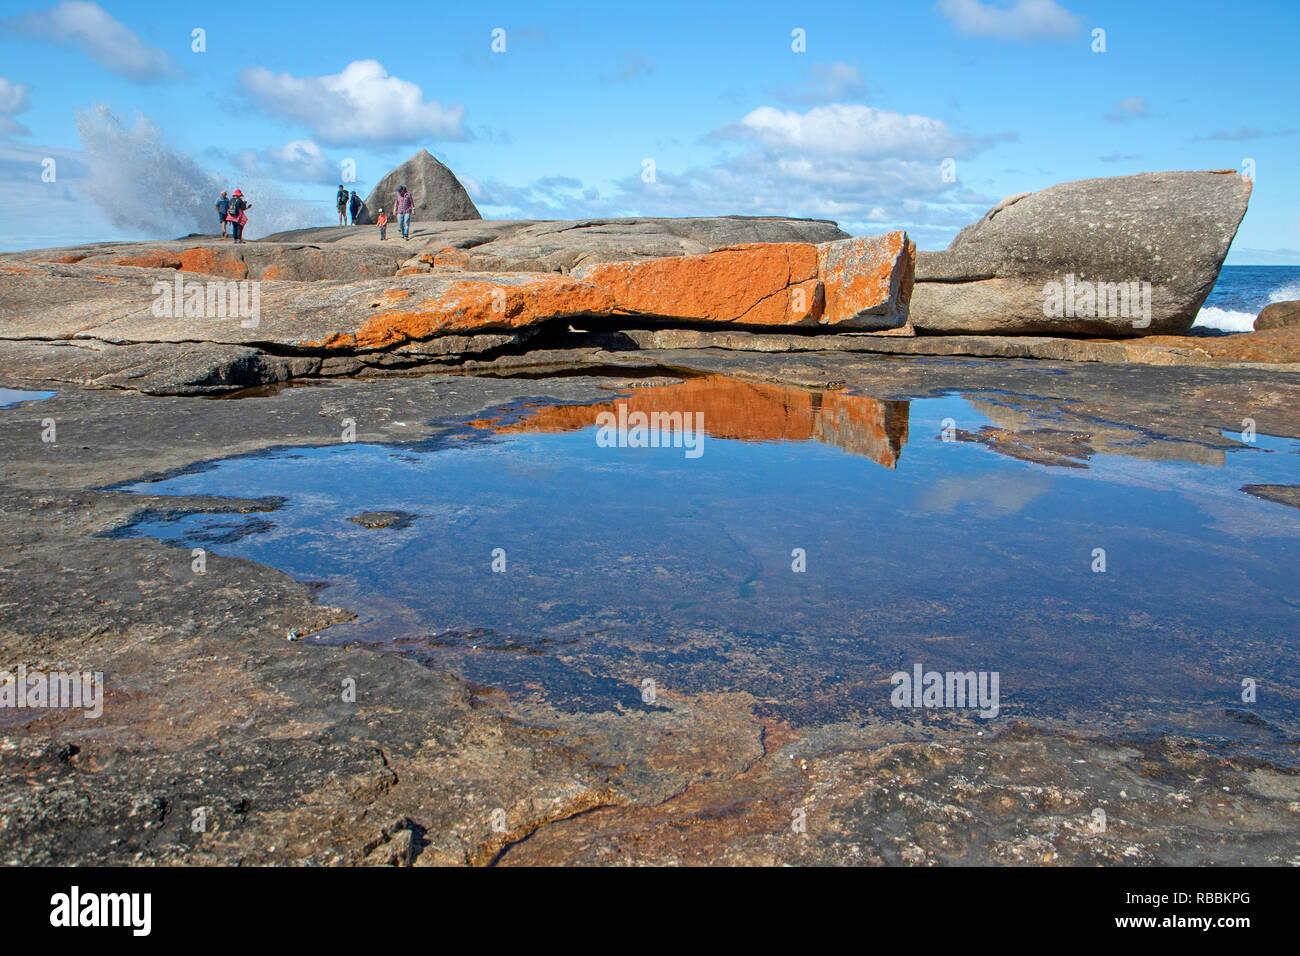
[1193, 307, 1257, 333]
[74, 105, 316, 240]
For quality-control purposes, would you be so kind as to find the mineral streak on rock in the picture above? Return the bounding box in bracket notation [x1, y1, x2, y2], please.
[465, 373, 911, 469]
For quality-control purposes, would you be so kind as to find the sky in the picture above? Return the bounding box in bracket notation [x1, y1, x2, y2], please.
[0, 0, 1296, 260]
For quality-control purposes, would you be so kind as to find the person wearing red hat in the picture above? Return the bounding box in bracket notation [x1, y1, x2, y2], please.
[225, 189, 252, 244]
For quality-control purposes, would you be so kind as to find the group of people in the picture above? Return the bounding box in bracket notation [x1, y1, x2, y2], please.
[211, 183, 414, 244]
[214, 190, 252, 243]
[335, 184, 414, 240]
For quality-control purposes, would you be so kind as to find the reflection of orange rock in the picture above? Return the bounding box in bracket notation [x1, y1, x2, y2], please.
[471, 374, 910, 468]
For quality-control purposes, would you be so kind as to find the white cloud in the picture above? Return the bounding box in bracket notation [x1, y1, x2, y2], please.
[0, 76, 31, 115]
[713, 104, 970, 160]
[0, 76, 32, 137]
[239, 60, 468, 146]
[231, 139, 342, 185]
[477, 102, 1008, 246]
[2, 2, 179, 83]
[936, 0, 1081, 42]
[774, 62, 867, 104]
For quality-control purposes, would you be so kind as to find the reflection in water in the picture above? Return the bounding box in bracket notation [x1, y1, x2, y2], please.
[108, 381, 1300, 761]
[467, 375, 911, 469]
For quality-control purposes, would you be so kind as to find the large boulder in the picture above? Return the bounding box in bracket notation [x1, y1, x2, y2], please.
[910, 171, 1252, 335]
[364, 149, 481, 223]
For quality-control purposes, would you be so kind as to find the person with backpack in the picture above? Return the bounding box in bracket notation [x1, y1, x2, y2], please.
[349, 190, 361, 225]
[226, 189, 251, 244]
[215, 191, 231, 237]
[335, 185, 348, 226]
[393, 185, 414, 240]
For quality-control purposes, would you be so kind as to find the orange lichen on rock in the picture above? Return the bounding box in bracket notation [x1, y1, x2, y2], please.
[816, 232, 913, 325]
[576, 234, 912, 329]
[177, 247, 247, 278]
[347, 277, 615, 350]
[1122, 327, 1300, 364]
[88, 246, 246, 278]
[469, 374, 910, 468]
[576, 243, 823, 325]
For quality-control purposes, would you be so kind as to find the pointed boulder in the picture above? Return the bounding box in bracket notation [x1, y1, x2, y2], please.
[364, 149, 481, 223]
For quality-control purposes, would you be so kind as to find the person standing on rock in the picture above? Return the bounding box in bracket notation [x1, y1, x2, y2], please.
[226, 189, 251, 244]
[215, 191, 231, 238]
[349, 190, 361, 225]
[376, 207, 388, 240]
[394, 185, 414, 240]
[335, 185, 348, 226]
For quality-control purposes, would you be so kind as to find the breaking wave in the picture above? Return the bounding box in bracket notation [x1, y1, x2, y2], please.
[74, 105, 317, 240]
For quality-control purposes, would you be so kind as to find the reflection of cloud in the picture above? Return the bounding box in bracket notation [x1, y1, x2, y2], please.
[920, 473, 1052, 515]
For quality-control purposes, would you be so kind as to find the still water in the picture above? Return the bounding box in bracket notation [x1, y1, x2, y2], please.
[110, 375, 1300, 756]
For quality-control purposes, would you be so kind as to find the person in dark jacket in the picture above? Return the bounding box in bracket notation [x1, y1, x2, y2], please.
[227, 189, 252, 244]
[216, 191, 231, 237]
[335, 185, 348, 226]
[349, 191, 361, 225]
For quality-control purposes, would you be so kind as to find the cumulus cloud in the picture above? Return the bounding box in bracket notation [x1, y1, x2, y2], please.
[1106, 97, 1149, 122]
[712, 104, 971, 160]
[774, 62, 867, 105]
[476, 102, 1008, 245]
[936, 0, 1081, 42]
[239, 60, 469, 146]
[1, 2, 179, 83]
[0, 76, 32, 137]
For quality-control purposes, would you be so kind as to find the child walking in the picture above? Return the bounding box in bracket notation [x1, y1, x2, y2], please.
[376, 207, 388, 240]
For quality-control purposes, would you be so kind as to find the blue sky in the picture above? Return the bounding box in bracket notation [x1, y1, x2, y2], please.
[0, 0, 1296, 260]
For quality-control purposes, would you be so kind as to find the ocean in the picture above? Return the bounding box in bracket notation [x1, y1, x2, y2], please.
[1194, 265, 1300, 331]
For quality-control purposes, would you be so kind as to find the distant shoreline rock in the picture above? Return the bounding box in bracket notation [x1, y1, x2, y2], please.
[364, 149, 481, 223]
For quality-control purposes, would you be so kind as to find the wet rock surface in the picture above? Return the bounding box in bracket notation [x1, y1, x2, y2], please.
[2, 357, 1298, 865]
